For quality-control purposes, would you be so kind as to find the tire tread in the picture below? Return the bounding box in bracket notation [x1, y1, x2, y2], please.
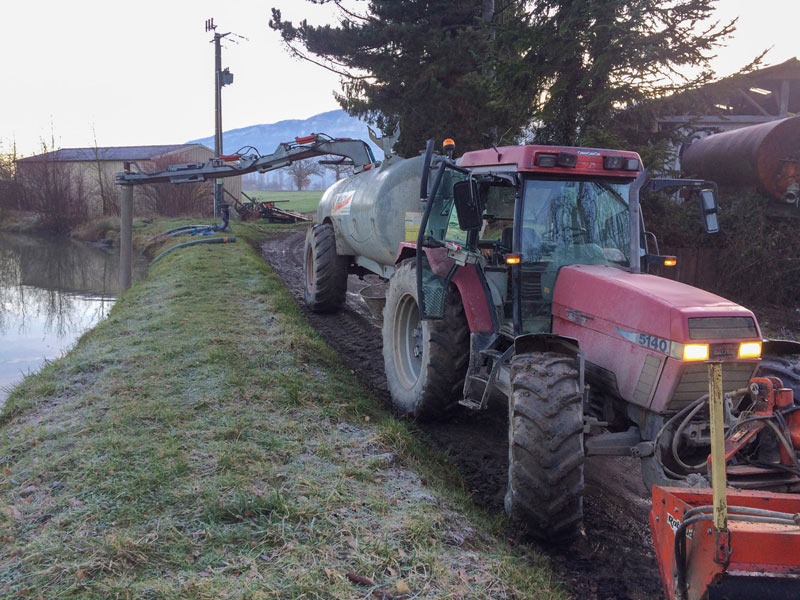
[304, 223, 348, 313]
[505, 351, 584, 542]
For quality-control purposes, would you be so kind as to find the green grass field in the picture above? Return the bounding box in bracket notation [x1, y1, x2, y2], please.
[243, 190, 323, 214]
[0, 219, 566, 599]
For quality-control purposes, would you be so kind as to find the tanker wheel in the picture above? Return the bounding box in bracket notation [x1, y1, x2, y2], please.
[303, 223, 348, 313]
[757, 353, 800, 401]
[505, 351, 584, 543]
[382, 259, 469, 420]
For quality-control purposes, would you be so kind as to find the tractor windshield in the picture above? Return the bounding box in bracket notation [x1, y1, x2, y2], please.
[518, 177, 632, 332]
[520, 178, 631, 266]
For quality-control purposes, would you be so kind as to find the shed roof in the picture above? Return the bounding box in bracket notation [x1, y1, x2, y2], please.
[652, 57, 800, 123]
[18, 144, 211, 162]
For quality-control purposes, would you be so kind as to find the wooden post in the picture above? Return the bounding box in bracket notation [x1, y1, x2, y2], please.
[708, 361, 727, 532]
[779, 79, 790, 117]
[120, 182, 133, 291]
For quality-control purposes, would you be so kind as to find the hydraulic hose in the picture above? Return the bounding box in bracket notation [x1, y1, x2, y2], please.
[150, 237, 236, 265]
[673, 507, 800, 599]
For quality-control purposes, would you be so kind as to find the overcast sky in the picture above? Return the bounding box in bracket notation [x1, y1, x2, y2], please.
[1, 1, 797, 157]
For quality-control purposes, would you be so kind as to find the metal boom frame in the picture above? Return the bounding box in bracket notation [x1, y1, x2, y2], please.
[115, 134, 375, 186]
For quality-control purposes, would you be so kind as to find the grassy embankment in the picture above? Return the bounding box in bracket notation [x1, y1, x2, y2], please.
[0, 219, 564, 599]
[244, 191, 324, 214]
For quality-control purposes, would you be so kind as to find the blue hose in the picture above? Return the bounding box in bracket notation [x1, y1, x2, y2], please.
[150, 237, 236, 265]
[168, 226, 218, 237]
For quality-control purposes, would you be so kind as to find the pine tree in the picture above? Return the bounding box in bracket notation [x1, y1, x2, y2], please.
[270, 1, 537, 156]
[526, 0, 739, 146]
[270, 1, 745, 155]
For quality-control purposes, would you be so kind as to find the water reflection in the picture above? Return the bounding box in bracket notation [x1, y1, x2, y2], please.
[0, 232, 147, 403]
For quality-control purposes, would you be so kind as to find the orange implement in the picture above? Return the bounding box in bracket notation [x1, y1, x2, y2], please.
[650, 486, 800, 600]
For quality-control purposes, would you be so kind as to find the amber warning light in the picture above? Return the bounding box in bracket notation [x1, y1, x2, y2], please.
[738, 341, 762, 359]
[663, 256, 677, 267]
[505, 253, 521, 265]
[683, 344, 710, 361]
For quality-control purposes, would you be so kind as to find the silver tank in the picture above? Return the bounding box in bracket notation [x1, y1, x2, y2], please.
[317, 155, 424, 269]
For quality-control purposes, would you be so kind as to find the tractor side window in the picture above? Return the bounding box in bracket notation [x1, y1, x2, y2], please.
[480, 185, 516, 245]
[425, 166, 469, 244]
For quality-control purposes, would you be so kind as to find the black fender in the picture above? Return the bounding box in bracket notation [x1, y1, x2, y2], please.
[514, 333, 584, 390]
[762, 338, 800, 358]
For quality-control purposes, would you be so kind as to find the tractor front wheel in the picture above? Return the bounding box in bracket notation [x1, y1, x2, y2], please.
[505, 351, 585, 542]
[382, 259, 469, 420]
[303, 223, 348, 313]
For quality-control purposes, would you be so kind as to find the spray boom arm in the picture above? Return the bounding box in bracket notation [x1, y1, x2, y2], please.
[114, 134, 376, 186]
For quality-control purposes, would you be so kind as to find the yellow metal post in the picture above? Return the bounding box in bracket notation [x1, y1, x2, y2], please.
[708, 362, 727, 532]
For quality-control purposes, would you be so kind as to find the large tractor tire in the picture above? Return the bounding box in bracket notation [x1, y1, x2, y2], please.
[304, 223, 349, 313]
[382, 259, 469, 420]
[505, 351, 584, 542]
[757, 354, 800, 400]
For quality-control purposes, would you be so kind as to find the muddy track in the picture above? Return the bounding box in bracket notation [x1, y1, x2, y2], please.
[261, 228, 663, 600]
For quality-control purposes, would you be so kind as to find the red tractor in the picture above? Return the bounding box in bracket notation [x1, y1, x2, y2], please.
[304, 138, 800, 598]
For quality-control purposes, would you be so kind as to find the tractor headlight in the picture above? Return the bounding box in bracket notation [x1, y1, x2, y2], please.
[738, 341, 762, 359]
[683, 344, 709, 361]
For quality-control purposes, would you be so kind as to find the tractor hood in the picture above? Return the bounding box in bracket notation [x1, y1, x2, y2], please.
[551, 265, 761, 344]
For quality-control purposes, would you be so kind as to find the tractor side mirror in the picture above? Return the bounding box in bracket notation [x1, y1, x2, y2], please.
[453, 180, 482, 230]
[698, 188, 720, 234]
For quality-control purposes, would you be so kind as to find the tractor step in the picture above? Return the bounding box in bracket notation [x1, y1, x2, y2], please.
[458, 398, 484, 410]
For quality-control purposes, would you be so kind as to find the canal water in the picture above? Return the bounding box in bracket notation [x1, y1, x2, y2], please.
[0, 232, 148, 405]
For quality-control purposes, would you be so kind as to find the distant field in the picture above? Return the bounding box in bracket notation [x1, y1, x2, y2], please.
[243, 190, 324, 214]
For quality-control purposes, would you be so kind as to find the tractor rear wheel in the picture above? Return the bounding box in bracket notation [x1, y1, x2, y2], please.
[505, 351, 584, 542]
[304, 223, 348, 313]
[757, 354, 800, 400]
[382, 259, 469, 420]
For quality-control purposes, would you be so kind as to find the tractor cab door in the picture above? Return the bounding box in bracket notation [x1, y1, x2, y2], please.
[417, 163, 474, 319]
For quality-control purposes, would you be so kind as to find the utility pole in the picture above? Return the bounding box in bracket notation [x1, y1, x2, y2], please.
[206, 18, 233, 219]
[119, 163, 133, 291]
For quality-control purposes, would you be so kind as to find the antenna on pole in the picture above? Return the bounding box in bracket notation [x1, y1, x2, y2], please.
[205, 18, 216, 32]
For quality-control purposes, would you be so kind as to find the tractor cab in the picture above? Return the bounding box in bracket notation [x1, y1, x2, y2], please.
[415, 141, 727, 422]
[418, 144, 653, 337]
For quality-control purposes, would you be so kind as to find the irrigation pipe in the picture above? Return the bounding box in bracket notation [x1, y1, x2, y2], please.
[147, 224, 208, 242]
[150, 237, 236, 265]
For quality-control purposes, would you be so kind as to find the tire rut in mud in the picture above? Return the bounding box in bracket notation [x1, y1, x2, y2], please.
[261, 227, 663, 600]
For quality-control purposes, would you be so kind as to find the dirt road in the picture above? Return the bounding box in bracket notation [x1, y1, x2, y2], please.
[261, 228, 663, 600]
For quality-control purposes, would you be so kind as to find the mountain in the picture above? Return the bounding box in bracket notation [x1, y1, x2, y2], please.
[187, 110, 383, 190]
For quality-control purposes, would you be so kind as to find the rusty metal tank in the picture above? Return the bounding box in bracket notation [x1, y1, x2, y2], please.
[316, 155, 424, 272]
[680, 115, 800, 203]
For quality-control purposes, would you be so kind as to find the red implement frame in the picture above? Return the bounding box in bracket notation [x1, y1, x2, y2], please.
[651, 486, 800, 600]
